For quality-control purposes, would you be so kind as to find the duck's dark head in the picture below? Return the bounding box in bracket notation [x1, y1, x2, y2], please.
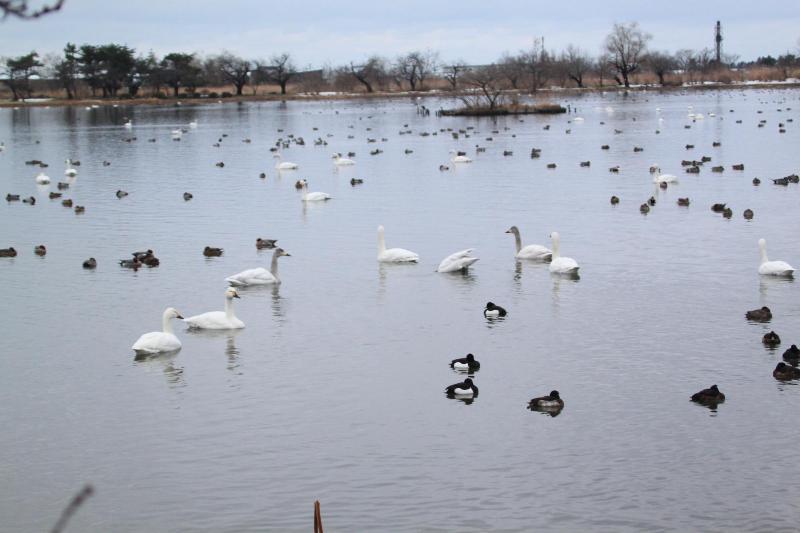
[485, 302, 495, 309]
[550, 390, 560, 399]
[762, 306, 771, 312]
[463, 378, 473, 386]
[776, 362, 787, 371]
[710, 385, 719, 392]
[466, 353, 475, 362]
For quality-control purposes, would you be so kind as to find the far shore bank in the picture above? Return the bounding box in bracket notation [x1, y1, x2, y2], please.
[2, 81, 799, 110]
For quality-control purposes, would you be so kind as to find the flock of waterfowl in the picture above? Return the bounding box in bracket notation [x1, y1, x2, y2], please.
[2, 93, 798, 415]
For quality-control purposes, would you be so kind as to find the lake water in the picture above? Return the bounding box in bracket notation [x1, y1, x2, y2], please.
[1, 89, 799, 532]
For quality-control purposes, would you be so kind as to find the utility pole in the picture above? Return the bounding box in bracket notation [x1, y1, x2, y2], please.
[715, 21, 723, 64]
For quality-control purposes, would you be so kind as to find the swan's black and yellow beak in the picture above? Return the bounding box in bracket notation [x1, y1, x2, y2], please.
[176, 314, 184, 319]
[233, 293, 241, 299]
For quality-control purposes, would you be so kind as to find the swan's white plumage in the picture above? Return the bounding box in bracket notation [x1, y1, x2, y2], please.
[301, 187, 331, 202]
[759, 238, 794, 276]
[184, 289, 245, 329]
[333, 154, 355, 166]
[377, 225, 418, 263]
[437, 249, 479, 273]
[506, 226, 551, 260]
[226, 248, 290, 286]
[652, 167, 678, 183]
[132, 307, 183, 353]
[64, 159, 77, 177]
[549, 231, 580, 275]
[35, 172, 50, 184]
[274, 153, 298, 170]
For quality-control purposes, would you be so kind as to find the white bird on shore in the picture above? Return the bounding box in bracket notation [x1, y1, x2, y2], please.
[549, 232, 580, 275]
[132, 307, 183, 354]
[377, 225, 418, 263]
[758, 238, 794, 276]
[437, 249, 479, 273]
[184, 288, 245, 329]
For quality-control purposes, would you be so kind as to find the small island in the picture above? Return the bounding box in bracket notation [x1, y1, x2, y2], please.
[439, 102, 566, 116]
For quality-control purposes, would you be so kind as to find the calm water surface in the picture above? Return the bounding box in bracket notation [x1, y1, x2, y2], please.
[1, 89, 799, 532]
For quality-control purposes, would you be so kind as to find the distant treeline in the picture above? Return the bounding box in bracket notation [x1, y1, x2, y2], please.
[2, 22, 799, 102]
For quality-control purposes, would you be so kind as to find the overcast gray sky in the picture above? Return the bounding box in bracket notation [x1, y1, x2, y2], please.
[2, 0, 799, 65]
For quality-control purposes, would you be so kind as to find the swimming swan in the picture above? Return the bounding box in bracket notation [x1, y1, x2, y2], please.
[437, 249, 479, 273]
[549, 232, 580, 275]
[274, 153, 298, 170]
[505, 226, 552, 261]
[184, 288, 245, 329]
[377, 225, 419, 263]
[449, 150, 472, 163]
[301, 184, 331, 202]
[226, 248, 291, 286]
[758, 238, 794, 276]
[64, 159, 77, 177]
[333, 153, 355, 166]
[35, 172, 51, 184]
[652, 167, 678, 183]
[132, 307, 183, 354]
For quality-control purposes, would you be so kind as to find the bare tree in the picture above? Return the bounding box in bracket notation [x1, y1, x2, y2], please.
[0, 0, 63, 19]
[645, 51, 676, 85]
[262, 53, 296, 95]
[214, 52, 250, 95]
[442, 60, 468, 90]
[394, 50, 438, 91]
[674, 49, 696, 83]
[519, 39, 549, 91]
[349, 56, 386, 93]
[499, 52, 524, 89]
[461, 64, 505, 110]
[562, 45, 591, 88]
[604, 22, 651, 88]
[595, 53, 613, 87]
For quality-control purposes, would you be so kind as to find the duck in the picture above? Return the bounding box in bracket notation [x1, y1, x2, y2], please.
[64, 159, 77, 177]
[711, 203, 726, 213]
[350, 178, 364, 186]
[49, 192, 62, 199]
[116, 190, 128, 198]
[226, 247, 291, 286]
[743, 209, 754, 220]
[449, 150, 472, 163]
[549, 232, 579, 275]
[690, 385, 725, 406]
[74, 205, 85, 214]
[274, 153, 298, 170]
[528, 390, 564, 410]
[57, 182, 70, 190]
[294, 179, 308, 190]
[6, 194, 20, 201]
[333, 153, 355, 166]
[301, 183, 331, 202]
[610, 196, 620, 205]
[763, 331, 781, 347]
[450, 353, 480, 371]
[745, 306, 772, 321]
[35, 172, 51, 184]
[61, 199, 72, 207]
[203, 246, 223, 257]
[483, 302, 507, 318]
[782, 345, 800, 363]
[677, 197, 691, 206]
[132, 249, 153, 260]
[758, 238, 795, 276]
[131, 307, 183, 354]
[34, 245, 46, 256]
[773, 362, 800, 381]
[505, 226, 551, 261]
[119, 257, 142, 270]
[184, 288, 245, 330]
[445, 378, 479, 397]
[256, 238, 277, 249]
[752, 178, 761, 185]
[82, 257, 97, 269]
[183, 192, 193, 201]
[436, 249, 479, 273]
[0, 247, 17, 257]
[377, 225, 418, 263]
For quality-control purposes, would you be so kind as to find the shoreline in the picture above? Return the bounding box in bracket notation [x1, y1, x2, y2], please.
[2, 81, 799, 109]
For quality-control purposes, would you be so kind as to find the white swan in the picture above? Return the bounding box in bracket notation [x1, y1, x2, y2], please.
[64, 159, 77, 177]
[449, 150, 472, 163]
[505, 226, 552, 261]
[188, 120, 198, 128]
[333, 153, 355, 166]
[377, 225, 419, 263]
[132, 307, 183, 354]
[274, 153, 298, 170]
[549, 232, 580, 275]
[301, 184, 331, 202]
[437, 249, 479, 273]
[123, 119, 132, 128]
[35, 172, 50, 184]
[758, 238, 795, 276]
[652, 167, 678, 184]
[171, 129, 182, 139]
[184, 288, 245, 329]
[226, 248, 291, 286]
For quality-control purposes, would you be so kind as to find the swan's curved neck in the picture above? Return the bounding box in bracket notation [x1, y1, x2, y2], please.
[551, 235, 561, 259]
[511, 229, 521, 253]
[225, 297, 234, 319]
[760, 242, 768, 264]
[378, 229, 386, 254]
[162, 313, 174, 335]
[270, 251, 281, 279]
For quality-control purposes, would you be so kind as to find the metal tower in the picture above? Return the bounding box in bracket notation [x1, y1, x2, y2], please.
[715, 21, 723, 63]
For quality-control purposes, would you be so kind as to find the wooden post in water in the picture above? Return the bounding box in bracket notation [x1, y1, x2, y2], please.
[313, 500, 324, 533]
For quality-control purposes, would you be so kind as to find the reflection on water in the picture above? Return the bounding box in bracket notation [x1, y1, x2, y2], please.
[133, 350, 185, 388]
